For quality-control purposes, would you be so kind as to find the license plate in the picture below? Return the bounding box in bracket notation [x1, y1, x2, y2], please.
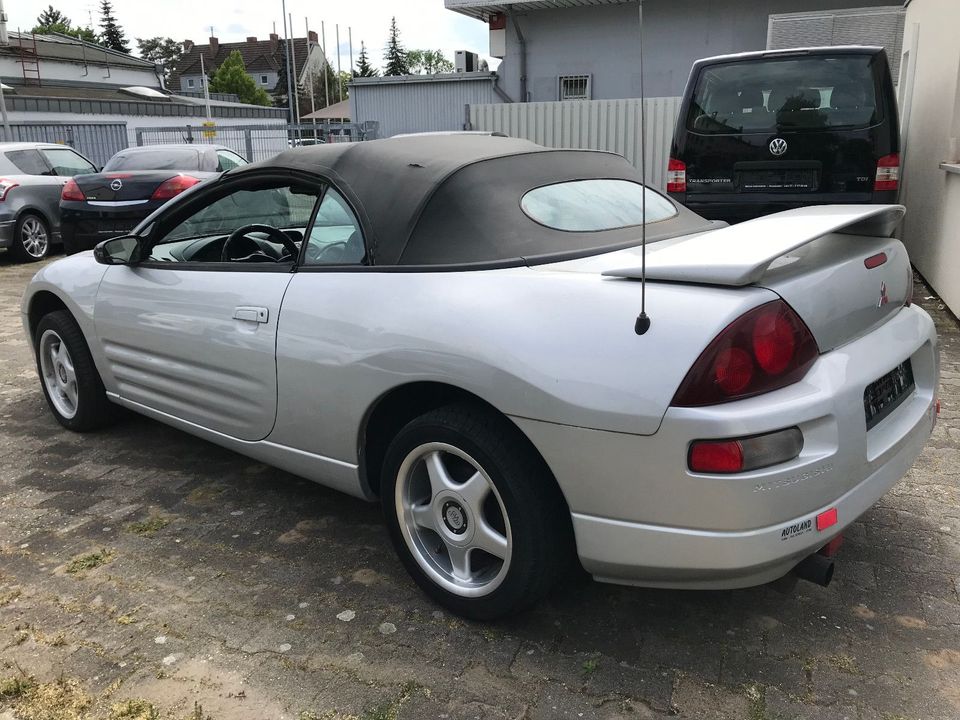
[737, 169, 818, 192]
[864, 360, 915, 430]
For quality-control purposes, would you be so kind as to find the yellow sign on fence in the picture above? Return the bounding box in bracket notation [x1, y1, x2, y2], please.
[201, 121, 216, 139]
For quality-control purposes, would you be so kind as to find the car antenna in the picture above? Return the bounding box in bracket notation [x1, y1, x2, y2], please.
[634, 0, 651, 336]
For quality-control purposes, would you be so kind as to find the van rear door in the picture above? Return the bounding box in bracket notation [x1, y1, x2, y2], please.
[670, 51, 898, 220]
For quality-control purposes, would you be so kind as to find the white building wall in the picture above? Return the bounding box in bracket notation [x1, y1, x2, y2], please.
[898, 0, 960, 315]
[0, 56, 159, 87]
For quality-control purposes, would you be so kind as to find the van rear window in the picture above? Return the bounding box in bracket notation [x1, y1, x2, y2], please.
[687, 55, 881, 135]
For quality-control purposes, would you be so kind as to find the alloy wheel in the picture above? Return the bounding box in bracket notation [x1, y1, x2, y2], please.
[38, 329, 79, 419]
[20, 216, 49, 258]
[395, 442, 512, 597]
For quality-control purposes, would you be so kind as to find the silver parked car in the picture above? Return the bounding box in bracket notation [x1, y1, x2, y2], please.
[21, 136, 939, 619]
[0, 142, 98, 262]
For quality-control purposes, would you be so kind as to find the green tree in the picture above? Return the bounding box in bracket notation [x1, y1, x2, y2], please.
[35, 5, 71, 28]
[98, 0, 129, 53]
[32, 4, 98, 43]
[354, 41, 378, 77]
[407, 49, 454, 75]
[383, 17, 409, 76]
[209, 50, 273, 106]
[136, 37, 183, 80]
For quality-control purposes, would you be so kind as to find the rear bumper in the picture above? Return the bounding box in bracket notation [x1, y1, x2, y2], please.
[0, 219, 14, 248]
[60, 205, 155, 252]
[673, 191, 898, 223]
[513, 304, 938, 588]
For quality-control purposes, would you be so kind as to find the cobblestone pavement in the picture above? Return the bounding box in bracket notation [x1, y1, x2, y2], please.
[1, 253, 958, 720]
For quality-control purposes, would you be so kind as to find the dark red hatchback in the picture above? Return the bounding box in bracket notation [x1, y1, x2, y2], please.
[667, 46, 900, 223]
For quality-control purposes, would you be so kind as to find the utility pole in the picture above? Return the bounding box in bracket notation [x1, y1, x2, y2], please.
[0, 0, 11, 141]
[335, 25, 342, 104]
[199, 53, 212, 122]
[321, 22, 330, 109]
[281, 0, 295, 133]
[306, 18, 316, 135]
[288, 12, 300, 125]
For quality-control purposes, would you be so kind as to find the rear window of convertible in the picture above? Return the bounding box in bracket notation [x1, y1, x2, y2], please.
[520, 179, 677, 231]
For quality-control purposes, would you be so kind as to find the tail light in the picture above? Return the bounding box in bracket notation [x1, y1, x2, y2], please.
[0, 178, 19, 201]
[672, 300, 819, 407]
[150, 174, 201, 201]
[874, 153, 900, 192]
[666, 158, 687, 193]
[61, 178, 85, 201]
[689, 427, 803, 474]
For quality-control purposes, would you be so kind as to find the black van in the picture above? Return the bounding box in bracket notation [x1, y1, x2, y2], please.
[667, 47, 899, 223]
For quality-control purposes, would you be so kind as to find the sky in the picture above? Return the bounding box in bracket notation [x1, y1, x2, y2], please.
[4, 0, 496, 73]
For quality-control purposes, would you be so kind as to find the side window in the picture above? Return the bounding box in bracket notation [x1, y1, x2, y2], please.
[216, 150, 247, 172]
[40, 148, 97, 176]
[147, 182, 322, 264]
[303, 188, 365, 265]
[5, 149, 51, 175]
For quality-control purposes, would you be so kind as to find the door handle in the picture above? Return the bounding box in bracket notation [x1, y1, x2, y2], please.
[233, 306, 269, 324]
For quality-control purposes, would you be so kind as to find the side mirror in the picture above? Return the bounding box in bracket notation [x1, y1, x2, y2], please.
[93, 235, 142, 265]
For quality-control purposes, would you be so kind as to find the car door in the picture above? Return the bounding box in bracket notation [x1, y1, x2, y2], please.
[92, 174, 324, 441]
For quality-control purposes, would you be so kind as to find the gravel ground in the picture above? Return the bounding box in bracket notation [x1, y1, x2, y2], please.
[1, 253, 958, 720]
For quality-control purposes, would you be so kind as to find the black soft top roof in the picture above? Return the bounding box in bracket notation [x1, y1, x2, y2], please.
[236, 134, 711, 266]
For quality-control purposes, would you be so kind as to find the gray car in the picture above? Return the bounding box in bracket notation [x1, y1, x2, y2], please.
[0, 142, 98, 262]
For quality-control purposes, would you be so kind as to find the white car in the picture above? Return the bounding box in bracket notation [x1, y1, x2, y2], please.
[21, 136, 939, 619]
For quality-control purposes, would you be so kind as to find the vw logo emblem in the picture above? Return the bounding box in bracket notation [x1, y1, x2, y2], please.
[769, 138, 788, 157]
[109, 178, 123, 191]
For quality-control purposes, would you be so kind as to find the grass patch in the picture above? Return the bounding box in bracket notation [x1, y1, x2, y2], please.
[744, 683, 766, 720]
[0, 588, 21, 606]
[0, 676, 36, 699]
[828, 654, 859, 675]
[360, 681, 423, 720]
[110, 699, 160, 720]
[126, 515, 171, 537]
[116, 614, 137, 625]
[582, 658, 600, 676]
[10, 678, 92, 720]
[183, 702, 214, 720]
[65, 549, 112, 575]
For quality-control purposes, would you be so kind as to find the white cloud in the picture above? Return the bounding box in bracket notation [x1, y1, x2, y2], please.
[5, 0, 495, 73]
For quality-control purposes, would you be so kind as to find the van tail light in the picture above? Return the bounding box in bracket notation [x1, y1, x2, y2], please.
[61, 178, 85, 201]
[874, 153, 900, 192]
[672, 300, 819, 407]
[689, 427, 803, 474]
[666, 158, 687, 193]
[150, 174, 201, 201]
[0, 178, 19, 201]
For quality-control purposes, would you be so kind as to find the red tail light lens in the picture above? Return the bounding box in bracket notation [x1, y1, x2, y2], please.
[666, 157, 687, 193]
[0, 177, 20, 201]
[688, 427, 803, 474]
[874, 153, 900, 192]
[672, 300, 819, 407]
[150, 174, 201, 201]
[689, 440, 743, 473]
[61, 178, 84, 201]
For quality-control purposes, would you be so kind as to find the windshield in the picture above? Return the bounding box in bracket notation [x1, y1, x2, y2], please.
[105, 148, 202, 171]
[687, 55, 881, 135]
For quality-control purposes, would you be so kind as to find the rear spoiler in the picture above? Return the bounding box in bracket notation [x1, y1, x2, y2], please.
[603, 205, 905, 287]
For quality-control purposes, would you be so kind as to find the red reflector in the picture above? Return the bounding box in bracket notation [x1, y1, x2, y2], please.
[819, 535, 844, 557]
[816, 507, 838, 532]
[936, 398, 941, 415]
[689, 440, 744, 473]
[864, 252, 887, 269]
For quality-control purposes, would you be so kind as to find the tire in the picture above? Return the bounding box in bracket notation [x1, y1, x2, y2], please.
[381, 403, 573, 620]
[9, 213, 51, 262]
[34, 310, 117, 432]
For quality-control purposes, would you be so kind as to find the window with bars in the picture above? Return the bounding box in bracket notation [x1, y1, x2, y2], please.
[559, 75, 591, 101]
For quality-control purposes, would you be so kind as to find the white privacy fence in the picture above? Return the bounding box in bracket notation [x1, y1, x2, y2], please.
[469, 97, 682, 191]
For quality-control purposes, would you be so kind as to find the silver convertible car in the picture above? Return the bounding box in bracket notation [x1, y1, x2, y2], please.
[21, 136, 938, 619]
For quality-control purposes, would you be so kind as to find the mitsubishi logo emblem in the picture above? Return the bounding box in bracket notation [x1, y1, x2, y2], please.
[110, 179, 123, 191]
[878, 281, 889, 308]
[769, 138, 788, 156]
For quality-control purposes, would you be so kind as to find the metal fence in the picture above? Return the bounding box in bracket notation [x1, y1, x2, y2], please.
[134, 122, 378, 163]
[469, 97, 682, 190]
[2, 122, 128, 168]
